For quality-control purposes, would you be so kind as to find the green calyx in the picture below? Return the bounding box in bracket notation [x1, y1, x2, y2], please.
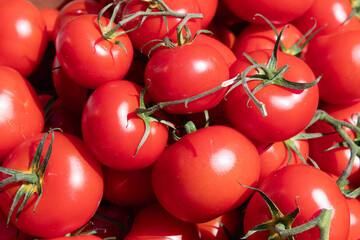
[348, 0, 360, 22]
[0, 129, 59, 224]
[240, 183, 333, 240]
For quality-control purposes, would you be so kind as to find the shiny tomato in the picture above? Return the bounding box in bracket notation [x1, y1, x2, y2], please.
[124, 202, 201, 240]
[243, 164, 350, 240]
[43, 236, 103, 240]
[0, 132, 104, 238]
[56, 14, 133, 89]
[0, 0, 47, 77]
[0, 66, 44, 162]
[40, 8, 59, 42]
[346, 198, 360, 240]
[81, 80, 168, 171]
[302, 30, 360, 104]
[221, 0, 314, 25]
[152, 125, 260, 223]
[145, 44, 229, 114]
[197, 0, 218, 28]
[223, 49, 319, 143]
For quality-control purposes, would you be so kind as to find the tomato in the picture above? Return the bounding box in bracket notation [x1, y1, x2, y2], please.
[292, 0, 360, 36]
[0, 209, 18, 240]
[221, 0, 314, 25]
[152, 125, 260, 223]
[197, 0, 218, 28]
[306, 101, 360, 186]
[56, 14, 133, 89]
[0, 66, 44, 163]
[102, 164, 156, 206]
[124, 202, 201, 240]
[222, 49, 319, 143]
[346, 198, 360, 240]
[243, 164, 350, 240]
[145, 44, 229, 114]
[43, 236, 103, 240]
[40, 8, 59, 42]
[206, 23, 236, 49]
[121, 0, 202, 56]
[302, 30, 360, 104]
[232, 23, 304, 58]
[0, 0, 47, 77]
[0, 132, 104, 238]
[81, 80, 168, 171]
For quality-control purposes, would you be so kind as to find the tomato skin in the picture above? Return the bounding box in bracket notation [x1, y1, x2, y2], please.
[197, 0, 218, 28]
[0, 66, 45, 162]
[302, 30, 360, 104]
[221, 0, 314, 25]
[0, 132, 104, 238]
[306, 102, 360, 186]
[223, 50, 319, 143]
[243, 164, 350, 240]
[56, 14, 133, 89]
[0, 0, 47, 77]
[81, 80, 168, 171]
[124, 202, 201, 240]
[43, 236, 103, 240]
[152, 125, 260, 223]
[40, 8, 59, 42]
[346, 198, 360, 240]
[145, 44, 229, 114]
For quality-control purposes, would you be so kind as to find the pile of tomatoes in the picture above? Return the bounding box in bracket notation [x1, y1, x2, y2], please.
[0, 0, 360, 239]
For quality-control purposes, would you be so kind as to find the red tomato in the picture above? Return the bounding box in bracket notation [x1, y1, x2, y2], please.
[0, 209, 18, 240]
[346, 198, 360, 240]
[223, 49, 319, 143]
[292, 0, 360, 36]
[302, 30, 360, 104]
[102, 164, 156, 206]
[0, 66, 44, 162]
[197, 0, 218, 28]
[43, 236, 102, 240]
[232, 23, 304, 57]
[56, 14, 133, 89]
[124, 202, 201, 240]
[306, 101, 360, 186]
[206, 23, 236, 49]
[81, 80, 168, 171]
[221, 0, 314, 25]
[145, 44, 229, 114]
[243, 164, 350, 240]
[0, 0, 47, 77]
[121, 0, 202, 56]
[40, 8, 59, 42]
[152, 125, 260, 223]
[0, 132, 104, 238]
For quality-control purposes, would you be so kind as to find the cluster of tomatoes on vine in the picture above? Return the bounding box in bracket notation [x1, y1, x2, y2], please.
[1, 0, 360, 239]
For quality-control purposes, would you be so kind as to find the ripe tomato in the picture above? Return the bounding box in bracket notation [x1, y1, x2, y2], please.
[221, 0, 314, 25]
[243, 164, 350, 240]
[81, 80, 168, 171]
[0, 66, 44, 162]
[0, 0, 47, 77]
[56, 14, 133, 89]
[145, 44, 229, 114]
[152, 125, 260, 223]
[223, 49, 319, 143]
[0, 132, 104, 238]
[306, 101, 360, 186]
[121, 0, 202, 56]
[302, 30, 360, 104]
[40, 8, 59, 42]
[124, 202, 201, 240]
[197, 0, 218, 28]
[346, 198, 360, 240]
[43, 236, 103, 240]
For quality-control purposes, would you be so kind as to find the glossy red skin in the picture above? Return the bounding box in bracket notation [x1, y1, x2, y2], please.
[0, 132, 104, 238]
[56, 14, 133, 89]
[81, 80, 168, 171]
[0, 66, 44, 162]
[232, 23, 304, 58]
[244, 164, 350, 240]
[206, 23, 236, 49]
[52, 56, 88, 114]
[346, 198, 360, 240]
[121, 0, 202, 56]
[40, 8, 59, 42]
[223, 50, 319, 143]
[0, 0, 47, 77]
[152, 125, 260, 223]
[43, 236, 103, 240]
[0, 209, 18, 240]
[124, 203, 201, 240]
[306, 101, 360, 186]
[255, 137, 309, 184]
[197, 0, 218, 28]
[221, 0, 314, 25]
[53, 0, 106, 39]
[302, 30, 360, 104]
[196, 208, 243, 240]
[102, 164, 156, 206]
[145, 44, 229, 114]
[192, 34, 236, 67]
[292, 0, 360, 36]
